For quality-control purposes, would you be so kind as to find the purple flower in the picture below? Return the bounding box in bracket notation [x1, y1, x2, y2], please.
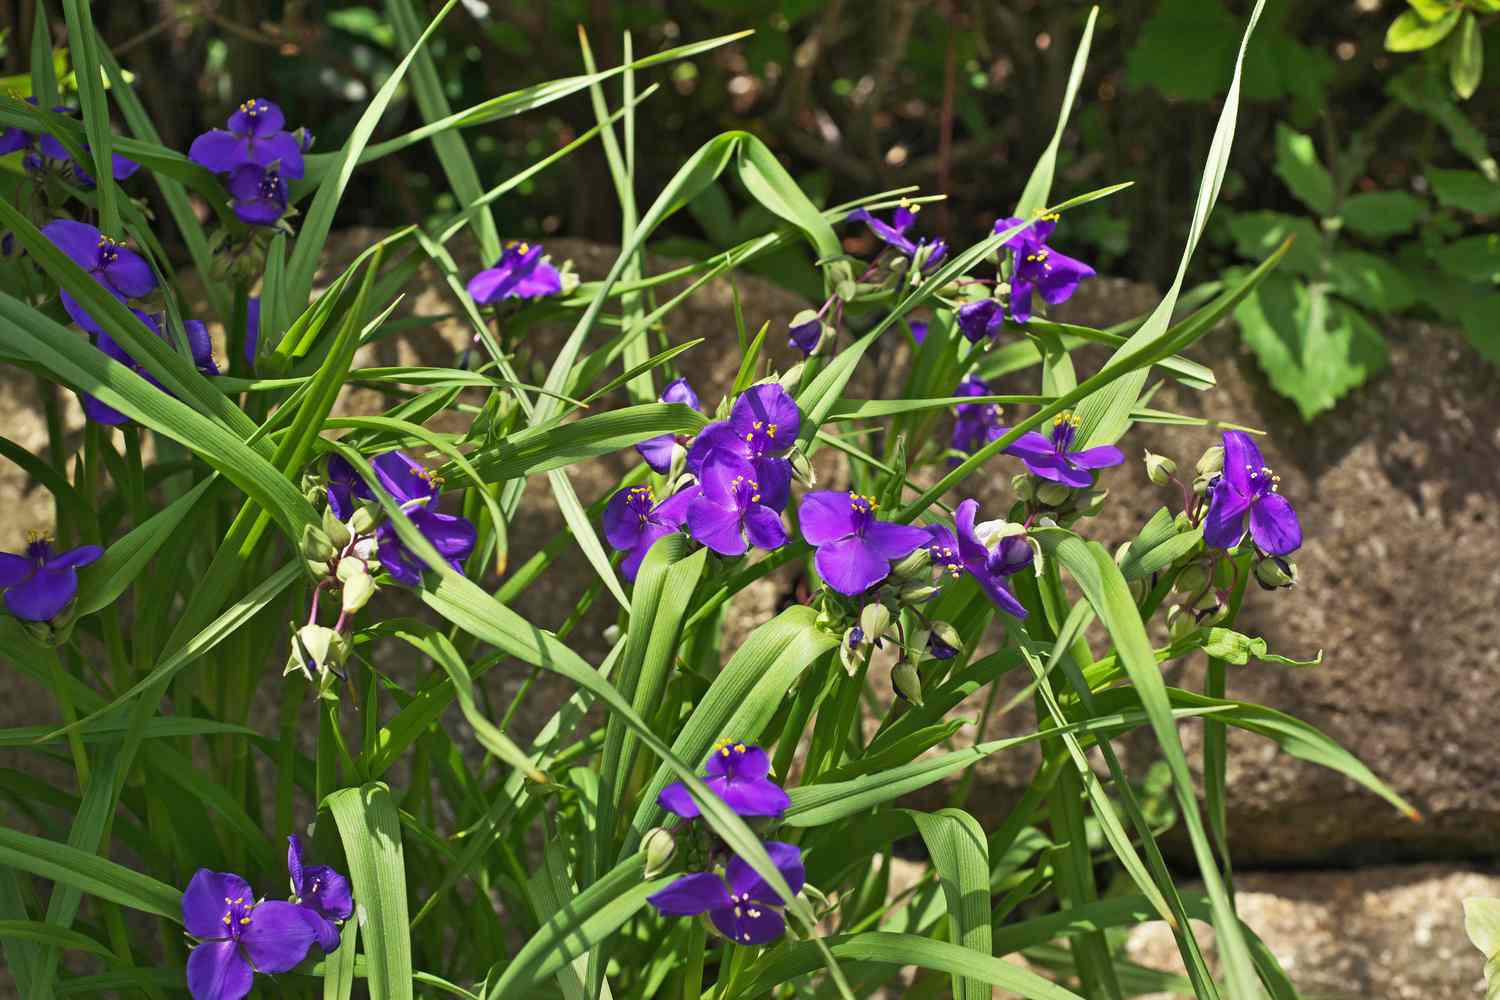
[647, 840, 805, 946]
[848, 203, 948, 272]
[79, 312, 219, 426]
[956, 298, 1004, 343]
[788, 313, 822, 355]
[657, 739, 790, 819]
[2, 100, 139, 184]
[243, 297, 263, 369]
[181, 868, 317, 1000]
[1006, 410, 1123, 488]
[226, 164, 288, 227]
[949, 375, 1004, 461]
[927, 631, 959, 659]
[636, 378, 701, 473]
[188, 98, 305, 180]
[926, 499, 1030, 619]
[466, 241, 563, 304]
[41, 219, 156, 334]
[798, 491, 930, 596]
[327, 452, 478, 586]
[602, 482, 701, 581]
[910, 319, 929, 344]
[286, 835, 353, 953]
[1203, 431, 1301, 556]
[0, 533, 102, 621]
[686, 453, 788, 557]
[685, 384, 801, 512]
[993, 214, 1095, 323]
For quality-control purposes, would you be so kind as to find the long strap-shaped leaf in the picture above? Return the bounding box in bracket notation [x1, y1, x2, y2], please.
[327, 784, 413, 1000]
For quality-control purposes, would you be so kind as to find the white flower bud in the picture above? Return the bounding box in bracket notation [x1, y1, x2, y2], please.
[641, 827, 677, 878]
[859, 603, 892, 642]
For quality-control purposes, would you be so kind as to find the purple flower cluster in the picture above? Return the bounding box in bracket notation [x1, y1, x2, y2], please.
[327, 451, 478, 586]
[0, 99, 140, 188]
[181, 836, 351, 1000]
[0, 532, 102, 622]
[993, 213, 1095, 324]
[467, 240, 564, 304]
[188, 99, 308, 227]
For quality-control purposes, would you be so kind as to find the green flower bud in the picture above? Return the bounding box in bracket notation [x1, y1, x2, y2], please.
[1036, 483, 1071, 507]
[897, 582, 941, 605]
[829, 260, 858, 302]
[798, 883, 832, 913]
[1011, 474, 1036, 502]
[930, 621, 963, 657]
[603, 624, 622, 645]
[788, 446, 816, 488]
[1173, 563, 1209, 596]
[1114, 541, 1132, 566]
[1144, 450, 1177, 487]
[322, 506, 353, 550]
[1173, 511, 1195, 533]
[335, 556, 364, 583]
[341, 571, 377, 615]
[300, 524, 335, 565]
[891, 547, 931, 579]
[892, 662, 924, 705]
[1196, 445, 1224, 478]
[285, 624, 349, 684]
[859, 603, 892, 642]
[1192, 590, 1226, 625]
[1077, 488, 1109, 517]
[641, 827, 677, 879]
[839, 632, 866, 676]
[1166, 604, 1196, 642]
[1254, 556, 1298, 591]
[1128, 577, 1150, 603]
[349, 503, 380, 536]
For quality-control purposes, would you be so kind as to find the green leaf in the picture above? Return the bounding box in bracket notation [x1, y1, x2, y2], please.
[1273, 124, 1334, 215]
[1386, 64, 1495, 173]
[1432, 233, 1500, 282]
[1015, 7, 1098, 217]
[1237, 275, 1389, 420]
[1341, 190, 1427, 240]
[1227, 212, 1322, 274]
[1126, 0, 1239, 101]
[1466, 898, 1500, 957]
[1386, 8, 1462, 51]
[327, 784, 413, 1000]
[0, 827, 181, 921]
[1327, 250, 1418, 312]
[1429, 167, 1500, 214]
[903, 810, 993, 1000]
[1450, 12, 1483, 99]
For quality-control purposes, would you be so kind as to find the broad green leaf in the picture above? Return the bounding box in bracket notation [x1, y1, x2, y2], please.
[903, 810, 993, 1000]
[1126, 0, 1239, 101]
[1327, 250, 1418, 312]
[1428, 167, 1500, 214]
[0, 827, 181, 921]
[1341, 190, 1426, 240]
[1432, 234, 1500, 282]
[1227, 212, 1322, 275]
[327, 784, 413, 1000]
[1385, 8, 1461, 51]
[1273, 124, 1334, 214]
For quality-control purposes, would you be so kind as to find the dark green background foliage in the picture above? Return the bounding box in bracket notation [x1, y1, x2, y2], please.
[4, 0, 1495, 416]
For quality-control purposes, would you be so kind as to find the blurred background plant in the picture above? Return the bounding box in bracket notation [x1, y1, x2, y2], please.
[1, 0, 1494, 418]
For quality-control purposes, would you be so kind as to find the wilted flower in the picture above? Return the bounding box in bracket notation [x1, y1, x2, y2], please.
[950, 375, 1004, 461]
[602, 482, 701, 580]
[993, 213, 1095, 323]
[647, 840, 805, 946]
[1007, 410, 1124, 488]
[180, 869, 317, 1000]
[788, 309, 823, 355]
[657, 739, 790, 819]
[0, 531, 102, 622]
[925, 499, 1030, 619]
[188, 98, 306, 179]
[797, 491, 929, 596]
[1203, 430, 1301, 556]
[636, 378, 701, 473]
[226, 163, 288, 227]
[685, 453, 788, 556]
[327, 453, 478, 586]
[41, 219, 156, 333]
[686, 383, 801, 512]
[286, 835, 353, 952]
[467, 240, 562, 304]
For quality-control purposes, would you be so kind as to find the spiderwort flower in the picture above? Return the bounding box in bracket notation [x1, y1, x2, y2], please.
[41, 219, 156, 333]
[1006, 410, 1124, 488]
[326, 453, 478, 586]
[226, 163, 288, 227]
[0, 100, 140, 184]
[0, 531, 102, 622]
[926, 499, 1030, 619]
[647, 841, 805, 946]
[79, 312, 219, 425]
[286, 835, 353, 953]
[636, 378, 702, 473]
[1203, 430, 1301, 556]
[686, 384, 801, 512]
[950, 375, 1004, 461]
[658, 739, 790, 819]
[180, 869, 317, 1000]
[467, 240, 563, 304]
[956, 298, 1004, 343]
[686, 454, 788, 557]
[188, 98, 306, 180]
[602, 483, 702, 580]
[993, 213, 1095, 323]
[847, 200, 948, 273]
[788, 310, 823, 355]
[798, 491, 930, 596]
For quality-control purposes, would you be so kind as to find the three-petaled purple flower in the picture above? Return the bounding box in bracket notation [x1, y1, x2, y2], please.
[798, 491, 930, 596]
[993, 213, 1095, 323]
[686, 454, 788, 557]
[950, 375, 1004, 462]
[848, 201, 947, 273]
[286, 835, 354, 953]
[226, 164, 289, 227]
[658, 739, 790, 819]
[327, 452, 478, 586]
[467, 241, 563, 304]
[925, 499, 1031, 619]
[1203, 430, 1301, 556]
[181, 869, 318, 1000]
[0, 532, 102, 621]
[956, 299, 1005, 343]
[188, 98, 306, 180]
[636, 378, 702, 473]
[1007, 410, 1123, 488]
[647, 840, 805, 946]
[602, 483, 701, 580]
[686, 384, 801, 513]
[42, 219, 156, 334]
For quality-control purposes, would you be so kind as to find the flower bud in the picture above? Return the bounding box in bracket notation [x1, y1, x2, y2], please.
[892, 662, 923, 705]
[1166, 604, 1196, 642]
[828, 261, 858, 302]
[928, 621, 962, 660]
[1077, 488, 1108, 517]
[667, 442, 688, 485]
[335, 556, 364, 583]
[341, 571, 376, 615]
[1192, 590, 1226, 625]
[300, 524, 335, 565]
[603, 624, 622, 645]
[1254, 556, 1298, 591]
[839, 630, 867, 676]
[1128, 577, 1149, 603]
[788, 310, 822, 355]
[890, 547, 931, 579]
[798, 882, 832, 912]
[1114, 541, 1132, 566]
[1196, 445, 1224, 478]
[778, 362, 806, 388]
[352, 535, 380, 561]
[1036, 483, 1071, 507]
[1144, 450, 1177, 487]
[897, 582, 940, 605]
[1173, 564, 1209, 596]
[349, 504, 380, 536]
[1011, 474, 1036, 502]
[322, 506, 352, 550]
[285, 624, 349, 683]
[788, 447, 816, 488]
[641, 827, 677, 878]
[859, 604, 891, 642]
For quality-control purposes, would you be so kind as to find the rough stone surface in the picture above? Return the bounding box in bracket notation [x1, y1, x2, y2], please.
[1125, 864, 1498, 1000]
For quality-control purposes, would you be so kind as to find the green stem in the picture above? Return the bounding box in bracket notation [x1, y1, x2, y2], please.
[681, 919, 707, 1000]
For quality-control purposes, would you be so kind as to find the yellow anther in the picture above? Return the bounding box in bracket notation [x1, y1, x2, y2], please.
[223, 914, 231, 925]
[734, 743, 746, 753]
[239, 917, 252, 925]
